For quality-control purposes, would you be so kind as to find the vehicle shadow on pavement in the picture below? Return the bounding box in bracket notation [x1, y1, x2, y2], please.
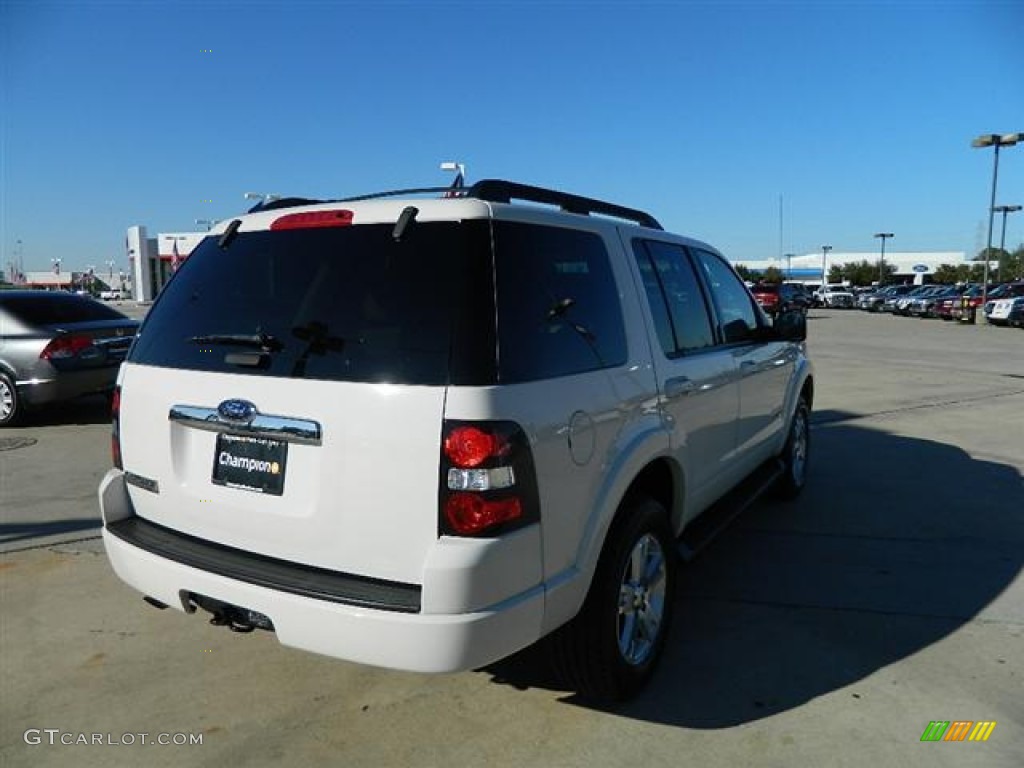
[18, 395, 112, 428]
[0, 518, 102, 547]
[485, 415, 1023, 723]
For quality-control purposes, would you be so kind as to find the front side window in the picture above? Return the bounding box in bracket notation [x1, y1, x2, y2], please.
[691, 248, 760, 343]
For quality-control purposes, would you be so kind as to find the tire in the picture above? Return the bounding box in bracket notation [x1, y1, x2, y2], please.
[0, 372, 22, 428]
[774, 396, 810, 499]
[548, 497, 676, 702]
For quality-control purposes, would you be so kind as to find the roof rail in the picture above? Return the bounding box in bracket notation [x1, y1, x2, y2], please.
[336, 186, 454, 202]
[255, 180, 663, 229]
[248, 197, 325, 213]
[467, 179, 663, 230]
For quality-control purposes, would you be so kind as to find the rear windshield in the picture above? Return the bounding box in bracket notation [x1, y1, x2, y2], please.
[129, 222, 496, 386]
[129, 218, 627, 386]
[0, 294, 127, 325]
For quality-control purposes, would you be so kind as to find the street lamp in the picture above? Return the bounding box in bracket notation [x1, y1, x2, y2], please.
[993, 204, 1022, 280]
[106, 259, 116, 278]
[195, 219, 217, 231]
[874, 233, 893, 285]
[52, 257, 61, 276]
[821, 245, 832, 289]
[784, 253, 796, 280]
[972, 132, 1021, 304]
[14, 239, 24, 283]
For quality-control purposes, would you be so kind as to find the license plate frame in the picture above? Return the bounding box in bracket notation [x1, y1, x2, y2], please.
[211, 433, 288, 496]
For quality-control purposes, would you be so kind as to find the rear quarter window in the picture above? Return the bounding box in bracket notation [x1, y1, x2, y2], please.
[492, 222, 627, 382]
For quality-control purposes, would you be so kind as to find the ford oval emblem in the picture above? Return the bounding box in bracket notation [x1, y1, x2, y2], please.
[217, 399, 257, 422]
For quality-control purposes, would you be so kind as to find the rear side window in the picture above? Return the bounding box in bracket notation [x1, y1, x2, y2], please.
[632, 240, 715, 356]
[0, 294, 127, 326]
[492, 222, 626, 382]
[129, 221, 496, 385]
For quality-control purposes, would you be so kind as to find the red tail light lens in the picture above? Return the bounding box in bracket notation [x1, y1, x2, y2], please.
[41, 334, 93, 360]
[111, 386, 122, 469]
[445, 494, 523, 535]
[270, 210, 354, 230]
[444, 426, 499, 468]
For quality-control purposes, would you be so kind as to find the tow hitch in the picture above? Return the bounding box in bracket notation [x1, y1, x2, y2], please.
[183, 592, 275, 633]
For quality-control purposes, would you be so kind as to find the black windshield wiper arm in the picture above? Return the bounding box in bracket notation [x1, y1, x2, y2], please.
[187, 333, 283, 352]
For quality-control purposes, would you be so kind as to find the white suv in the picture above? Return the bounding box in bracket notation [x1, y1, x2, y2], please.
[100, 179, 813, 701]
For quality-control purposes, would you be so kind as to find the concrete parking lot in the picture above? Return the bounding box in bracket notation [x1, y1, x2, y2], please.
[1, 308, 1021, 767]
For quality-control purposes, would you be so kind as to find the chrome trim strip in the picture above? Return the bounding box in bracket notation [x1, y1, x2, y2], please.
[169, 405, 323, 446]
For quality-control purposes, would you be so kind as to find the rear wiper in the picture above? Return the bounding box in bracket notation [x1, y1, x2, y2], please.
[188, 333, 283, 352]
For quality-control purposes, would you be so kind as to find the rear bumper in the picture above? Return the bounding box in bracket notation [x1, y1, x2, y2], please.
[99, 470, 547, 673]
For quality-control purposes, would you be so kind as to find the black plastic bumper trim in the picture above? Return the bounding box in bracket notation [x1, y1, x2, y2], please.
[106, 517, 421, 613]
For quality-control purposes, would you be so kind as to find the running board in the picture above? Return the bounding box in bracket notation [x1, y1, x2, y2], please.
[677, 458, 784, 562]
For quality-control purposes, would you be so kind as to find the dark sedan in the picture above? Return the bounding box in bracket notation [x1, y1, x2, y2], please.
[0, 291, 139, 426]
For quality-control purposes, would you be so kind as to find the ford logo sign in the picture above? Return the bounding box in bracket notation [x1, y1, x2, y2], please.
[217, 399, 257, 422]
[913, 264, 929, 273]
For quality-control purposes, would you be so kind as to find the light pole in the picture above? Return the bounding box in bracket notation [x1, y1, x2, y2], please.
[52, 257, 61, 276]
[195, 219, 217, 231]
[106, 259, 116, 279]
[821, 245, 832, 289]
[784, 253, 796, 281]
[972, 133, 1021, 305]
[993, 204, 1021, 280]
[874, 233, 893, 285]
[14, 239, 24, 283]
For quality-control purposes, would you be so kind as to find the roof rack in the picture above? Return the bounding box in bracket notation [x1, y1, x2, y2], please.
[467, 179, 662, 230]
[251, 180, 663, 230]
[247, 196, 325, 213]
[335, 186, 454, 202]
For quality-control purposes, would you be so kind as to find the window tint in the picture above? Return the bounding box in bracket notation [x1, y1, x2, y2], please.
[691, 248, 760, 343]
[632, 240, 715, 355]
[0, 294, 128, 326]
[129, 221, 496, 385]
[493, 222, 626, 382]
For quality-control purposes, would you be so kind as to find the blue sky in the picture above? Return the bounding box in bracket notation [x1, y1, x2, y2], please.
[2, 0, 1022, 275]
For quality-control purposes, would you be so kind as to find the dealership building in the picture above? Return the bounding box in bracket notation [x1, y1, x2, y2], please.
[732, 250, 969, 285]
[126, 226, 206, 301]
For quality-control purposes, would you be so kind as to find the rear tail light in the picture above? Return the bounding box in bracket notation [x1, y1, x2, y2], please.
[440, 420, 539, 537]
[111, 386, 122, 469]
[40, 334, 93, 360]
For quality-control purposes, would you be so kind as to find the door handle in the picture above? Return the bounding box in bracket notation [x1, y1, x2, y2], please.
[664, 376, 697, 399]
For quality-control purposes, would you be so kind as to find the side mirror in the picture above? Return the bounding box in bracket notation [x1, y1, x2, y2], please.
[774, 309, 807, 341]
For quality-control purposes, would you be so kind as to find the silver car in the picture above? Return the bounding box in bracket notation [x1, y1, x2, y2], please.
[0, 291, 139, 426]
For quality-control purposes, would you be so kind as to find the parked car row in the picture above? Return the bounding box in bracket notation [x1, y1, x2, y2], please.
[853, 281, 1024, 327]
